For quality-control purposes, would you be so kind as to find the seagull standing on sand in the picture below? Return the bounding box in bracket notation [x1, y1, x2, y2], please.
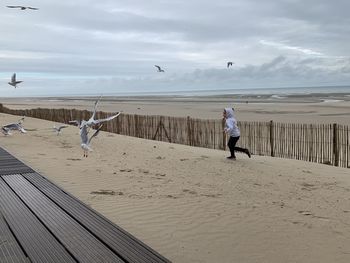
[6, 6, 39, 10]
[80, 124, 103, 157]
[8, 73, 23, 88]
[155, 65, 165, 72]
[53, 124, 68, 135]
[227, 62, 234, 68]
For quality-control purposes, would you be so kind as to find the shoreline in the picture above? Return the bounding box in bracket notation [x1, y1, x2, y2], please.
[1, 92, 350, 125]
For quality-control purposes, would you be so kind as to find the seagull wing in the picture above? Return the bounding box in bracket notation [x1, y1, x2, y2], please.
[88, 124, 103, 144]
[155, 65, 161, 71]
[89, 97, 100, 122]
[11, 73, 16, 83]
[1, 127, 10, 135]
[58, 125, 68, 131]
[27, 7, 39, 10]
[2, 123, 19, 130]
[17, 125, 27, 133]
[7, 6, 22, 9]
[93, 112, 121, 125]
[69, 120, 80, 126]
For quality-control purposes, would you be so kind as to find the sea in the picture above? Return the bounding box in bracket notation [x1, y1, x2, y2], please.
[83, 85, 350, 97]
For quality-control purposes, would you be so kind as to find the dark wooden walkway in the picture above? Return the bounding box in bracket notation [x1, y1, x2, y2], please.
[0, 147, 170, 263]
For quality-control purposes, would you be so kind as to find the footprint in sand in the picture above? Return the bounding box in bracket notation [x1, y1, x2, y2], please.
[156, 156, 165, 160]
[67, 158, 82, 161]
[302, 170, 312, 174]
[298, 210, 312, 216]
[201, 193, 222, 198]
[90, 190, 123, 195]
[182, 189, 197, 195]
[61, 145, 73, 149]
[300, 182, 317, 191]
[119, 169, 133, 172]
[138, 169, 150, 174]
[37, 153, 46, 156]
[165, 194, 177, 199]
[180, 158, 189, 161]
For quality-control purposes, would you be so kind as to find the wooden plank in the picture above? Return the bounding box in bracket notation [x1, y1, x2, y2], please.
[0, 177, 76, 263]
[0, 149, 34, 176]
[0, 214, 28, 263]
[3, 174, 123, 263]
[24, 172, 170, 263]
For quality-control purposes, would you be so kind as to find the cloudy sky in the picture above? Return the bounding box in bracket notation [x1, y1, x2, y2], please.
[1, 0, 350, 96]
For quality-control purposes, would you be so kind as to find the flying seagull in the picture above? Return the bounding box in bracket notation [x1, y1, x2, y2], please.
[80, 124, 103, 157]
[227, 62, 234, 68]
[1, 122, 27, 136]
[6, 6, 39, 10]
[8, 73, 23, 88]
[53, 124, 68, 135]
[155, 65, 165, 72]
[74, 98, 121, 129]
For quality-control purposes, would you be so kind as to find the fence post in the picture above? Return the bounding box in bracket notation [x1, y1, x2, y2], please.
[270, 120, 274, 157]
[187, 116, 191, 146]
[222, 118, 226, 150]
[333, 123, 339, 166]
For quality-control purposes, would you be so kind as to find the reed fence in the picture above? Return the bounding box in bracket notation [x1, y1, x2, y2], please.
[0, 104, 349, 168]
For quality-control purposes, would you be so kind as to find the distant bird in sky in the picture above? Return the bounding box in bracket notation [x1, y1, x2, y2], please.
[8, 73, 23, 88]
[227, 62, 234, 68]
[80, 124, 103, 157]
[53, 124, 68, 135]
[155, 65, 165, 72]
[6, 6, 39, 10]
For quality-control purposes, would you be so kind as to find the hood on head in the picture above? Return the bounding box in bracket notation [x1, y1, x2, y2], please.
[224, 108, 234, 118]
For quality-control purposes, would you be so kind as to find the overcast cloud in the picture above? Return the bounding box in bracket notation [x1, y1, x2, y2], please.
[1, 0, 350, 96]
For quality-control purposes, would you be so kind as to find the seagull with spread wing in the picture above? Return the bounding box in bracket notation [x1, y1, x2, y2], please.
[227, 62, 234, 68]
[79, 98, 121, 129]
[53, 124, 69, 135]
[80, 124, 103, 157]
[155, 65, 165, 72]
[8, 73, 23, 88]
[2, 122, 26, 136]
[69, 99, 121, 130]
[7, 6, 39, 10]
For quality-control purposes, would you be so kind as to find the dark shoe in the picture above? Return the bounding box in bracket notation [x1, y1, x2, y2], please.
[227, 156, 236, 160]
[246, 150, 251, 158]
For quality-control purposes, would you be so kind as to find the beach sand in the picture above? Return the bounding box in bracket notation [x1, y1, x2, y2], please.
[0, 112, 349, 263]
[1, 93, 350, 124]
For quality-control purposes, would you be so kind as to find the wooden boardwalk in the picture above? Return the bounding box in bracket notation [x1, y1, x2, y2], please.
[0, 147, 170, 263]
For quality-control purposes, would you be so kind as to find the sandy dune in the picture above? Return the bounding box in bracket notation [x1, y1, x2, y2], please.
[1, 113, 350, 262]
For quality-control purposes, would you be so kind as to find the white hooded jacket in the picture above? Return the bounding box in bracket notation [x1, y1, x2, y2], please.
[224, 108, 240, 137]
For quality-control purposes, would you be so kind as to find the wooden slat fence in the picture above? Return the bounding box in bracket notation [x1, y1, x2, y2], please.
[0, 104, 349, 168]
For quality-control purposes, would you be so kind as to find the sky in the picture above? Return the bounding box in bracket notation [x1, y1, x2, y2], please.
[1, 0, 350, 96]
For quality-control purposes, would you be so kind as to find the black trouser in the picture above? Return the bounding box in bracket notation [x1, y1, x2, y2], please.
[228, 136, 247, 158]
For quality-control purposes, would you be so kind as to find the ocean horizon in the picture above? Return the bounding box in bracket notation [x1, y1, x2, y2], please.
[1, 85, 350, 98]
